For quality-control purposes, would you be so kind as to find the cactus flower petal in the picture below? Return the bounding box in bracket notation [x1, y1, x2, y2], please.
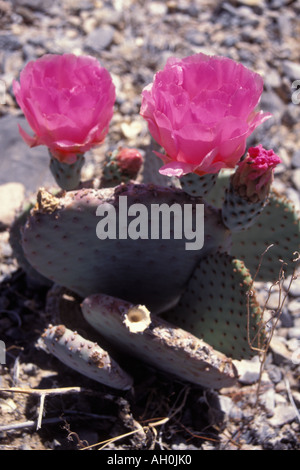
[140, 53, 271, 177]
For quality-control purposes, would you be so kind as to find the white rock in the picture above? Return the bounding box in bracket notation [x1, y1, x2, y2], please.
[0, 182, 25, 227]
[233, 357, 262, 385]
[268, 405, 297, 427]
[121, 120, 143, 139]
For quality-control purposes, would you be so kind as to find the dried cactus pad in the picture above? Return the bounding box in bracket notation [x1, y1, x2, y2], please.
[22, 183, 230, 313]
[81, 293, 238, 389]
[38, 324, 133, 390]
[164, 253, 264, 360]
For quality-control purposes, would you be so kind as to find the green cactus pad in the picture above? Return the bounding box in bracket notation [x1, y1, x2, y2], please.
[22, 183, 230, 313]
[81, 293, 238, 389]
[180, 172, 219, 198]
[230, 191, 300, 281]
[222, 184, 267, 232]
[38, 324, 133, 390]
[49, 153, 85, 191]
[9, 200, 52, 285]
[204, 169, 233, 208]
[163, 253, 265, 360]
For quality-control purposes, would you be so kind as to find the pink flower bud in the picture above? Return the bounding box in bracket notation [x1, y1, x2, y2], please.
[140, 53, 271, 177]
[115, 147, 143, 178]
[13, 54, 115, 163]
[231, 145, 281, 201]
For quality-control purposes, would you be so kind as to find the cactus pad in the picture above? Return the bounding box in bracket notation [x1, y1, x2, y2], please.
[21, 183, 230, 313]
[230, 191, 300, 281]
[222, 184, 267, 232]
[38, 324, 133, 390]
[180, 172, 219, 198]
[81, 293, 238, 389]
[163, 253, 265, 360]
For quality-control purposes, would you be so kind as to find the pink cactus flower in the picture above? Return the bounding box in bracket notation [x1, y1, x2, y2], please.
[140, 53, 272, 177]
[232, 144, 281, 201]
[13, 53, 115, 163]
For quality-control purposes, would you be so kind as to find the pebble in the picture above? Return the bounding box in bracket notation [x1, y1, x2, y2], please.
[282, 60, 300, 80]
[284, 275, 300, 298]
[268, 405, 297, 427]
[0, 398, 17, 414]
[84, 25, 115, 53]
[232, 357, 262, 385]
[121, 120, 143, 139]
[270, 336, 293, 364]
[218, 395, 244, 421]
[0, 182, 25, 227]
[291, 168, 300, 192]
[287, 327, 300, 339]
[260, 388, 276, 417]
[291, 150, 300, 169]
[146, 2, 168, 16]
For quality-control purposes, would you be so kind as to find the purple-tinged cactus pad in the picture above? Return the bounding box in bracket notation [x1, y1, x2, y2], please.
[38, 324, 133, 390]
[22, 183, 230, 313]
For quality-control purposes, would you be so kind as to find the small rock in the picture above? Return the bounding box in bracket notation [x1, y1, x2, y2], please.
[282, 105, 300, 127]
[218, 395, 234, 415]
[0, 398, 17, 413]
[236, 0, 263, 5]
[254, 420, 277, 443]
[147, 1, 168, 16]
[287, 327, 300, 339]
[284, 275, 300, 297]
[13, 0, 57, 13]
[0, 182, 25, 227]
[270, 336, 293, 364]
[121, 120, 143, 139]
[233, 357, 261, 384]
[267, 364, 282, 384]
[264, 68, 282, 89]
[291, 168, 300, 192]
[268, 404, 297, 427]
[259, 90, 284, 117]
[0, 33, 22, 51]
[22, 362, 38, 376]
[84, 25, 115, 52]
[291, 150, 300, 169]
[260, 387, 276, 417]
[282, 60, 300, 80]
[218, 395, 244, 420]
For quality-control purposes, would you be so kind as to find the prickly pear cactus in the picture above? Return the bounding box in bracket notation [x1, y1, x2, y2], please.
[10, 151, 298, 388]
[9, 52, 300, 391]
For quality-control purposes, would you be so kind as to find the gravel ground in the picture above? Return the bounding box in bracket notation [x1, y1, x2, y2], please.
[0, 0, 300, 451]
